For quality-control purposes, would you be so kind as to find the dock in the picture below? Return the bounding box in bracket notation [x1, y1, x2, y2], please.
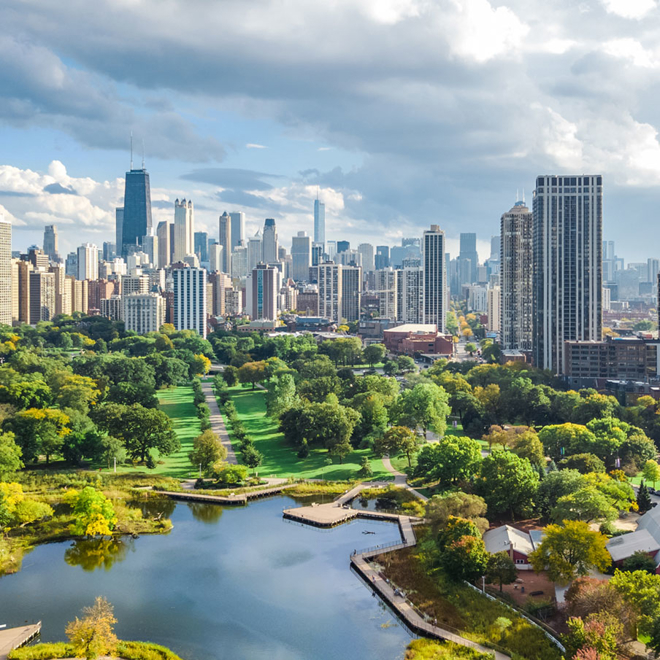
[156, 483, 297, 506]
[0, 623, 41, 660]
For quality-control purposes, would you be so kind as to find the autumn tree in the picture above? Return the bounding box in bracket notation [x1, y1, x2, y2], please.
[188, 430, 227, 474]
[529, 521, 611, 584]
[237, 361, 268, 390]
[66, 596, 118, 660]
[64, 486, 117, 537]
[440, 535, 489, 582]
[0, 482, 53, 530]
[425, 492, 489, 535]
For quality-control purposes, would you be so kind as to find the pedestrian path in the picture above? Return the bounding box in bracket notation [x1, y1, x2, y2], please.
[381, 456, 428, 502]
[0, 623, 41, 660]
[201, 381, 237, 464]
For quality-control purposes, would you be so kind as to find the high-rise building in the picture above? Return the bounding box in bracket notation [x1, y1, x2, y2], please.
[65, 252, 77, 278]
[487, 286, 501, 334]
[173, 266, 207, 338]
[173, 199, 194, 263]
[337, 240, 350, 254]
[500, 201, 533, 351]
[314, 198, 325, 248]
[422, 225, 446, 331]
[209, 243, 223, 273]
[103, 242, 116, 262]
[88, 279, 115, 312]
[311, 243, 324, 267]
[397, 265, 423, 324]
[123, 293, 165, 334]
[157, 221, 171, 268]
[16, 260, 31, 323]
[141, 231, 158, 268]
[43, 225, 59, 262]
[375, 246, 390, 270]
[0, 216, 11, 325]
[219, 212, 231, 274]
[358, 243, 375, 272]
[247, 231, 262, 271]
[458, 233, 478, 287]
[28, 247, 49, 270]
[194, 231, 208, 265]
[50, 265, 71, 316]
[77, 243, 99, 281]
[115, 208, 124, 256]
[291, 231, 312, 282]
[341, 266, 362, 322]
[247, 264, 280, 320]
[121, 275, 151, 296]
[231, 242, 248, 279]
[532, 175, 603, 373]
[29, 270, 55, 323]
[318, 263, 342, 324]
[208, 272, 231, 317]
[262, 218, 279, 264]
[101, 296, 123, 321]
[230, 212, 245, 250]
[121, 166, 152, 257]
[375, 268, 397, 319]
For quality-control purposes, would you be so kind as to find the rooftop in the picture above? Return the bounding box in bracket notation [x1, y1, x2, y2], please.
[606, 528, 660, 562]
[383, 323, 437, 334]
[483, 525, 534, 557]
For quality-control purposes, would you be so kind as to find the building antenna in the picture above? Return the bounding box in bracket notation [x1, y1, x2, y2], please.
[516, 189, 519, 204]
[522, 188, 525, 204]
[141, 139, 145, 169]
[130, 132, 134, 170]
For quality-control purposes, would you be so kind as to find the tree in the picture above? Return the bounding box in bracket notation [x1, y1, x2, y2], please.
[242, 444, 263, 472]
[465, 342, 477, 356]
[329, 438, 353, 463]
[64, 486, 117, 537]
[551, 487, 618, 524]
[437, 516, 481, 550]
[188, 429, 227, 474]
[193, 353, 211, 376]
[529, 521, 611, 584]
[237, 361, 267, 390]
[50, 372, 100, 413]
[511, 430, 545, 468]
[622, 551, 658, 574]
[440, 535, 489, 582]
[0, 482, 52, 530]
[643, 460, 660, 489]
[414, 437, 482, 484]
[564, 613, 621, 660]
[425, 492, 489, 535]
[4, 407, 71, 464]
[65, 596, 118, 660]
[213, 462, 249, 485]
[265, 373, 298, 418]
[559, 453, 606, 474]
[0, 431, 22, 479]
[374, 426, 420, 467]
[357, 456, 373, 478]
[477, 451, 539, 519]
[395, 382, 450, 438]
[637, 481, 653, 514]
[538, 423, 597, 462]
[364, 343, 386, 367]
[222, 366, 239, 387]
[610, 569, 660, 639]
[396, 355, 416, 373]
[486, 551, 518, 591]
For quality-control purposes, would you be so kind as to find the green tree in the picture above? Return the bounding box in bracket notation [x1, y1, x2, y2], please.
[237, 361, 267, 390]
[551, 486, 618, 524]
[440, 535, 489, 582]
[425, 492, 489, 535]
[622, 551, 658, 574]
[65, 596, 118, 660]
[465, 342, 477, 356]
[242, 444, 263, 472]
[0, 431, 23, 479]
[64, 486, 117, 537]
[538, 423, 597, 462]
[265, 373, 298, 418]
[477, 451, 539, 519]
[396, 355, 416, 373]
[437, 516, 481, 550]
[395, 382, 450, 438]
[511, 430, 545, 468]
[4, 407, 71, 464]
[213, 462, 249, 485]
[414, 436, 482, 484]
[643, 460, 660, 489]
[559, 453, 606, 474]
[563, 613, 621, 660]
[486, 551, 518, 591]
[357, 456, 373, 478]
[374, 425, 420, 467]
[50, 372, 100, 413]
[637, 481, 653, 514]
[363, 343, 386, 367]
[188, 429, 227, 474]
[610, 569, 660, 639]
[222, 366, 239, 387]
[529, 521, 611, 584]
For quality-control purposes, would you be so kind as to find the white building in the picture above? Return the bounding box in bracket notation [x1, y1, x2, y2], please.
[173, 199, 194, 263]
[487, 286, 501, 334]
[248, 231, 262, 271]
[375, 268, 397, 319]
[397, 265, 423, 324]
[358, 243, 375, 272]
[262, 218, 279, 264]
[231, 243, 248, 279]
[422, 226, 446, 332]
[77, 243, 99, 281]
[318, 262, 342, 324]
[173, 266, 207, 338]
[209, 243, 223, 273]
[0, 215, 11, 326]
[123, 292, 165, 334]
[314, 198, 325, 248]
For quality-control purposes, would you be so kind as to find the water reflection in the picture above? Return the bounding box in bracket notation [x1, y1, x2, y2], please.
[187, 502, 224, 524]
[128, 496, 177, 519]
[64, 538, 134, 572]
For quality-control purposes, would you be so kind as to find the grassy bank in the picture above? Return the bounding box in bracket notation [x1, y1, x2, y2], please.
[405, 639, 491, 659]
[223, 386, 392, 481]
[9, 641, 183, 660]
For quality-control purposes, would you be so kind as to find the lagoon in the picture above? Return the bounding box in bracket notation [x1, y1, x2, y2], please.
[0, 496, 410, 660]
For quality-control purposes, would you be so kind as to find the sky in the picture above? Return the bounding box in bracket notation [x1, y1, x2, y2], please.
[1, 0, 660, 263]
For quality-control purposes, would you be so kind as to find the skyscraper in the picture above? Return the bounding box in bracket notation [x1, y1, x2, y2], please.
[0, 215, 11, 325]
[231, 242, 248, 279]
[247, 231, 262, 271]
[341, 265, 362, 322]
[422, 225, 446, 331]
[157, 221, 171, 268]
[358, 243, 375, 272]
[500, 201, 533, 351]
[318, 263, 342, 324]
[262, 218, 279, 264]
[115, 208, 124, 256]
[77, 243, 99, 281]
[375, 268, 397, 319]
[375, 246, 390, 270]
[314, 198, 325, 248]
[173, 266, 207, 338]
[29, 270, 55, 323]
[532, 175, 603, 373]
[230, 212, 245, 250]
[194, 231, 208, 265]
[337, 240, 350, 254]
[291, 231, 312, 282]
[43, 225, 59, 262]
[219, 212, 231, 274]
[458, 233, 478, 287]
[248, 264, 280, 320]
[173, 199, 194, 263]
[121, 166, 152, 258]
[123, 293, 165, 335]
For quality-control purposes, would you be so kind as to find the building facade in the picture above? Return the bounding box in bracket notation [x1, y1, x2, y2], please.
[123, 292, 165, 334]
[173, 267, 207, 338]
[219, 212, 231, 274]
[291, 231, 312, 282]
[0, 215, 11, 325]
[314, 198, 325, 248]
[318, 263, 342, 324]
[422, 226, 446, 332]
[121, 167, 152, 257]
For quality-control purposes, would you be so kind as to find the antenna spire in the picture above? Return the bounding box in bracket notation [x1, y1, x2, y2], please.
[522, 188, 525, 204]
[141, 139, 145, 169]
[130, 132, 134, 170]
[516, 188, 519, 204]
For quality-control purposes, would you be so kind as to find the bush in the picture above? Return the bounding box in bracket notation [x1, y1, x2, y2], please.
[145, 454, 157, 469]
[8, 643, 74, 660]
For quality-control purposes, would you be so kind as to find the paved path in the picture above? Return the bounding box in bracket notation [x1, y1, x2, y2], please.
[201, 381, 237, 464]
[0, 623, 41, 660]
[381, 456, 429, 502]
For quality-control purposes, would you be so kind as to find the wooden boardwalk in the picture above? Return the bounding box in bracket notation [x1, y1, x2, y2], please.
[0, 623, 41, 660]
[158, 483, 297, 506]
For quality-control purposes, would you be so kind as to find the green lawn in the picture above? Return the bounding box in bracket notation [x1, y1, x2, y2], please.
[223, 385, 392, 481]
[102, 385, 201, 478]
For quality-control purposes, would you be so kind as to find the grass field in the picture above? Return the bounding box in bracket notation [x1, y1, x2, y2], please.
[223, 385, 392, 481]
[103, 385, 201, 478]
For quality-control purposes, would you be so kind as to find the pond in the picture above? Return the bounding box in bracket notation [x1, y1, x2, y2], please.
[0, 496, 411, 660]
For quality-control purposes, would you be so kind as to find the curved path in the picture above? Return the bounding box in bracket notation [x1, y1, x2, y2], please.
[381, 456, 428, 502]
[201, 381, 237, 464]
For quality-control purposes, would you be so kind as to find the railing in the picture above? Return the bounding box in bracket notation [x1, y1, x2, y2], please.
[355, 539, 408, 555]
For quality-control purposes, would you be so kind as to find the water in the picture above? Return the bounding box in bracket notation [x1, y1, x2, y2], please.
[0, 496, 410, 660]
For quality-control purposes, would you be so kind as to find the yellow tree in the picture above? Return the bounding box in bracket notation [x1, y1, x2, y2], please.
[66, 597, 118, 660]
[64, 487, 117, 537]
[193, 353, 211, 375]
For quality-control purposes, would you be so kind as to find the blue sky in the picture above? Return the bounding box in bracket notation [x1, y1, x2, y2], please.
[1, 0, 660, 262]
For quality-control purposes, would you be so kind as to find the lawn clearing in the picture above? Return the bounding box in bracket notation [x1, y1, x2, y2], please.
[223, 385, 392, 481]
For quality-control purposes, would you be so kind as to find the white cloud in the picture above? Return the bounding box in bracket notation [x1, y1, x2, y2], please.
[246, 143, 267, 149]
[602, 0, 656, 19]
[603, 38, 657, 67]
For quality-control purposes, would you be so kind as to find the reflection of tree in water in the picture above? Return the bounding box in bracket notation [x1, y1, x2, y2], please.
[188, 503, 224, 524]
[128, 496, 176, 520]
[64, 538, 134, 572]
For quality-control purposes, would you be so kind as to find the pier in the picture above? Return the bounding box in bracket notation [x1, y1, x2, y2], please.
[157, 483, 297, 505]
[0, 623, 41, 660]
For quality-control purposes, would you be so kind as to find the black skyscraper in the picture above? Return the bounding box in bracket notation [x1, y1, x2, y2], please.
[121, 168, 152, 257]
